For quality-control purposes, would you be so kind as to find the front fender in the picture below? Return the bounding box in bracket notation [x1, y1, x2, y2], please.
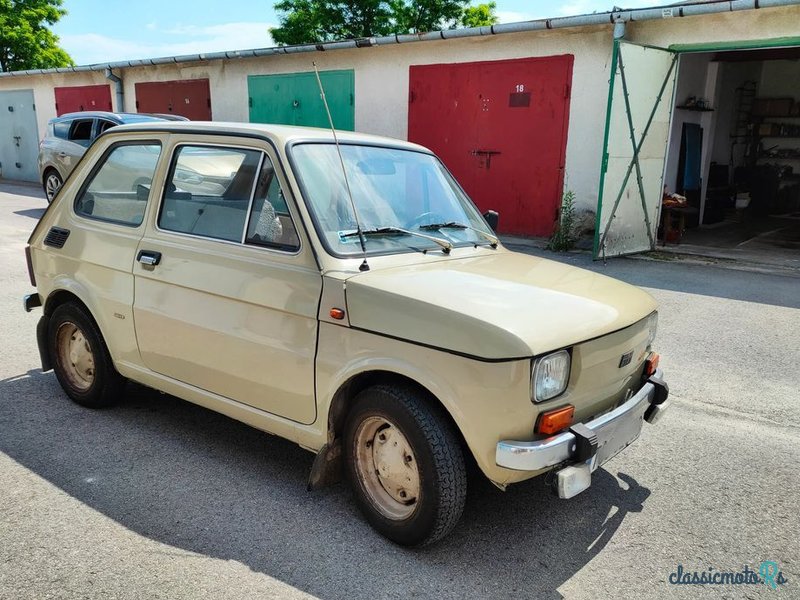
[315, 322, 537, 485]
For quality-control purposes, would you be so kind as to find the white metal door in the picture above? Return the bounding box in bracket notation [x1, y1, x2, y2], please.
[594, 41, 679, 258]
[0, 89, 40, 182]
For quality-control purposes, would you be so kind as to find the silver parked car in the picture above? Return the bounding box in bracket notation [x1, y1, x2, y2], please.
[38, 111, 189, 202]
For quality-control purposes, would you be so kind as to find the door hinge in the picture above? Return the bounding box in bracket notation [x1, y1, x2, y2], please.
[409, 90, 415, 104]
[248, 97, 253, 108]
[602, 152, 609, 173]
[135, 100, 140, 109]
[564, 83, 571, 99]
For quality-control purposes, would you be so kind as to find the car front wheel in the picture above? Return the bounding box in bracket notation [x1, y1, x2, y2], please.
[344, 384, 467, 547]
[48, 302, 125, 408]
[44, 169, 63, 203]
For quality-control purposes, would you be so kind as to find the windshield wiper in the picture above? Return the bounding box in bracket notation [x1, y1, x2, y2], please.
[419, 222, 499, 248]
[342, 227, 453, 253]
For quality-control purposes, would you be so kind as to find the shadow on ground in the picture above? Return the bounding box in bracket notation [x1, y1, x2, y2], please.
[503, 243, 800, 310]
[1, 181, 45, 201]
[13, 208, 45, 220]
[0, 370, 651, 599]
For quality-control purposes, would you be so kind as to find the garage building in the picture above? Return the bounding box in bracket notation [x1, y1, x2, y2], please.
[1, 0, 798, 259]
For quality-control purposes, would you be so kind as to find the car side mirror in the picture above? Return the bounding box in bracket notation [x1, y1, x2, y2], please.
[483, 210, 499, 232]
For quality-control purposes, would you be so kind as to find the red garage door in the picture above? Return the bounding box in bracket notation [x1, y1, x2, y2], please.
[408, 56, 573, 237]
[135, 79, 211, 120]
[54, 84, 112, 116]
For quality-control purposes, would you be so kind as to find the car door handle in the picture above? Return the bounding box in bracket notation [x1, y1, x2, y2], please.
[137, 250, 162, 266]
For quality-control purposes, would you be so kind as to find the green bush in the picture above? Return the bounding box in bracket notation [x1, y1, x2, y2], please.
[547, 190, 577, 252]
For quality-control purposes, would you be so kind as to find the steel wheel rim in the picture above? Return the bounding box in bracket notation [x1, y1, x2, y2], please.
[354, 416, 421, 521]
[45, 174, 61, 202]
[56, 321, 95, 391]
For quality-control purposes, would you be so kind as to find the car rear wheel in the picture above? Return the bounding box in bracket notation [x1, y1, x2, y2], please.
[48, 302, 125, 408]
[344, 384, 467, 547]
[43, 169, 63, 203]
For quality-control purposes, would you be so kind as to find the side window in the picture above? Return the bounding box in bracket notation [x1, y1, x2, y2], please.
[68, 119, 94, 147]
[97, 120, 117, 136]
[52, 121, 70, 139]
[159, 145, 261, 242]
[74, 143, 161, 226]
[245, 158, 300, 251]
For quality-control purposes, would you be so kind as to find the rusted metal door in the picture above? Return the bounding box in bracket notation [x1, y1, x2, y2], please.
[54, 85, 112, 115]
[409, 56, 573, 237]
[135, 79, 212, 120]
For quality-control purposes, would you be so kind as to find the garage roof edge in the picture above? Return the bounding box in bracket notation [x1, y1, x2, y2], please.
[1, 0, 799, 78]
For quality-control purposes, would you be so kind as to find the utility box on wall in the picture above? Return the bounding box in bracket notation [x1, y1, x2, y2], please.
[248, 70, 355, 131]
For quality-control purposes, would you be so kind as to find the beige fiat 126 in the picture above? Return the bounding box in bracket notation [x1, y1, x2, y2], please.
[24, 122, 669, 547]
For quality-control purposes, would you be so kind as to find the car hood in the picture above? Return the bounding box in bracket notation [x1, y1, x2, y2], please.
[344, 251, 657, 360]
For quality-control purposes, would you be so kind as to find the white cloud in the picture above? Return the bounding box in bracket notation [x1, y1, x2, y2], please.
[496, 11, 543, 24]
[558, 0, 672, 16]
[61, 22, 275, 65]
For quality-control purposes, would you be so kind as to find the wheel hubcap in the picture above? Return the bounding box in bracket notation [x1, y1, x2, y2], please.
[354, 416, 420, 520]
[46, 174, 61, 201]
[56, 322, 95, 391]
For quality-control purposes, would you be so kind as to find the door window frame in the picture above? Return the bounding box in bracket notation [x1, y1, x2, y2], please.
[154, 141, 303, 255]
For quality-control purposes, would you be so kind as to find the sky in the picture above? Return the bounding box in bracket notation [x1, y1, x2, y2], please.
[52, 0, 673, 66]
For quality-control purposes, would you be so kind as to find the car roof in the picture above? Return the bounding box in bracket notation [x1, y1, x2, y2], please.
[50, 111, 177, 124]
[106, 121, 432, 152]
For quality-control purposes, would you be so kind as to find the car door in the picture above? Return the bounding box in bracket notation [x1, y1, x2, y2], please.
[57, 117, 95, 177]
[132, 136, 321, 425]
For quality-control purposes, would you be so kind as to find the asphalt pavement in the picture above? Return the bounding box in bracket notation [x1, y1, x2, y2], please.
[1, 181, 798, 599]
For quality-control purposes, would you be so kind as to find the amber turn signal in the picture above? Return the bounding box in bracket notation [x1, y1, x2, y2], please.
[536, 405, 575, 435]
[330, 308, 345, 320]
[645, 352, 660, 376]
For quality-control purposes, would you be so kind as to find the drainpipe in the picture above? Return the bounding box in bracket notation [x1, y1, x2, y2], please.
[105, 68, 124, 112]
[613, 18, 627, 40]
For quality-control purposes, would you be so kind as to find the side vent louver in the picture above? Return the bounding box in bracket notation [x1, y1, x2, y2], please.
[44, 227, 70, 249]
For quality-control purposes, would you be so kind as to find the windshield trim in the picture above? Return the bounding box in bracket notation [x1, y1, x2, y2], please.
[285, 139, 494, 260]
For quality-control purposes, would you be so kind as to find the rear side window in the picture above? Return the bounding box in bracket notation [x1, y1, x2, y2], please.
[68, 119, 94, 146]
[97, 120, 117, 135]
[74, 143, 162, 226]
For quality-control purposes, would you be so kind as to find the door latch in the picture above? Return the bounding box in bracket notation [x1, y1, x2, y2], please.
[470, 149, 501, 169]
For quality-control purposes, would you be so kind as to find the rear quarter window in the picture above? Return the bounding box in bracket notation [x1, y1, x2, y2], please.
[52, 121, 70, 139]
[74, 142, 162, 227]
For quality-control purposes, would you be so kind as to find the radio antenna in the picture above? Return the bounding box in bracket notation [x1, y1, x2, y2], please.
[312, 61, 369, 272]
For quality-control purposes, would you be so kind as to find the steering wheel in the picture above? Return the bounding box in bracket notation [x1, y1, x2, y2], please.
[405, 211, 448, 229]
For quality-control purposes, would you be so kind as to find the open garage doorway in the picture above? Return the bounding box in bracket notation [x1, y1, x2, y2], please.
[594, 38, 800, 265]
[660, 44, 800, 263]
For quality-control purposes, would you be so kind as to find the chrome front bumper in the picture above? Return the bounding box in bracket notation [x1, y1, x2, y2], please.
[496, 371, 669, 473]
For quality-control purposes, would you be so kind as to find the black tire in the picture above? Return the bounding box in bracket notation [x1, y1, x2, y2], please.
[344, 384, 467, 547]
[43, 169, 63, 204]
[48, 302, 126, 408]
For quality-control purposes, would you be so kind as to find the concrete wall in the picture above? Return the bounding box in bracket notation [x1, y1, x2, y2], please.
[1, 4, 798, 218]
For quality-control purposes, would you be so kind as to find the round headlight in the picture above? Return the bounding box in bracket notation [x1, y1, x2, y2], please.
[532, 349, 571, 403]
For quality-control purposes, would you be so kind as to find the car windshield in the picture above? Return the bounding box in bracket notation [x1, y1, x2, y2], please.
[291, 143, 493, 256]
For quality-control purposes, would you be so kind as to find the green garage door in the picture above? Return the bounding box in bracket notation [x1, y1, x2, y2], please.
[248, 70, 355, 131]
